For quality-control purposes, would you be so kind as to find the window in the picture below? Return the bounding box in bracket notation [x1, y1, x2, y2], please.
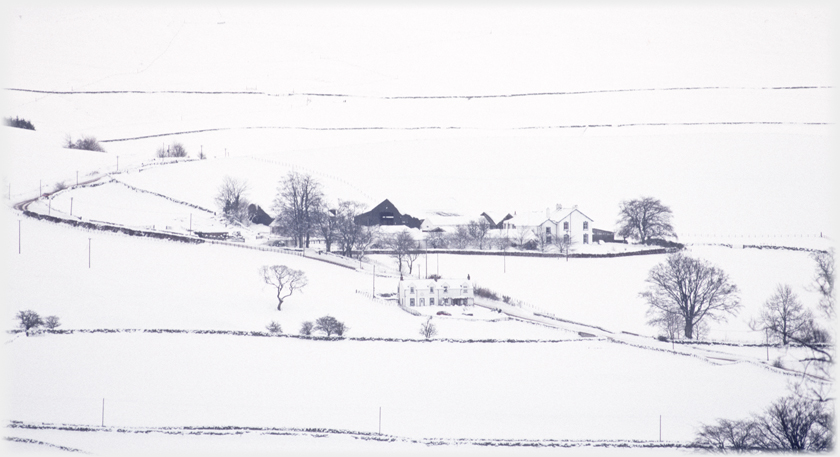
[564, 234, 569, 244]
[429, 298, 435, 306]
[410, 287, 415, 293]
[583, 221, 589, 230]
[430, 286, 435, 293]
[563, 221, 569, 230]
[443, 286, 448, 293]
[583, 234, 589, 244]
[420, 298, 425, 306]
[545, 226, 551, 234]
[410, 298, 415, 306]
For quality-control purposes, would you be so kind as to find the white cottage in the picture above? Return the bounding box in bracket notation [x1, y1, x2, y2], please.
[398, 277, 474, 307]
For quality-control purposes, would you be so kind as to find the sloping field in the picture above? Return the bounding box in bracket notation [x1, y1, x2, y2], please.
[5, 332, 794, 442]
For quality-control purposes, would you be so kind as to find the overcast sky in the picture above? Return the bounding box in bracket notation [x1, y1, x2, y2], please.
[2, 3, 836, 237]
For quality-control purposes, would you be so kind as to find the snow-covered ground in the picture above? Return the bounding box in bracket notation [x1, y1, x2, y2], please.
[2, 5, 834, 455]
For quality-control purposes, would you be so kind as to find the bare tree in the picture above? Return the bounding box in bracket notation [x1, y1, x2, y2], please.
[420, 318, 438, 339]
[695, 392, 833, 452]
[467, 219, 491, 249]
[389, 230, 419, 274]
[449, 225, 471, 249]
[617, 196, 676, 244]
[694, 418, 760, 451]
[751, 284, 813, 345]
[215, 176, 250, 224]
[16, 310, 43, 335]
[426, 231, 448, 249]
[513, 226, 533, 249]
[753, 394, 833, 452]
[273, 172, 324, 248]
[640, 253, 740, 339]
[300, 321, 314, 336]
[43, 315, 61, 330]
[811, 249, 835, 319]
[314, 316, 346, 337]
[259, 265, 308, 311]
[314, 205, 338, 253]
[333, 200, 378, 259]
[532, 228, 551, 252]
[647, 308, 684, 340]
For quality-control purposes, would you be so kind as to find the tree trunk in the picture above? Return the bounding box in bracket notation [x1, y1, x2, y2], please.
[277, 298, 284, 311]
[684, 320, 693, 339]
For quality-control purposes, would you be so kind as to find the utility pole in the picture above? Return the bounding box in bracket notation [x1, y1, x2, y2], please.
[766, 328, 769, 362]
[39, 179, 41, 196]
[102, 398, 105, 427]
[373, 265, 376, 297]
[70, 197, 74, 216]
[76, 171, 79, 185]
[88, 238, 91, 268]
[116, 156, 119, 172]
[659, 415, 662, 442]
[48, 199, 51, 215]
[379, 407, 381, 434]
[18, 220, 21, 254]
[189, 214, 192, 233]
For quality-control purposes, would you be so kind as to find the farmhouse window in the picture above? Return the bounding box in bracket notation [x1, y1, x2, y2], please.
[545, 227, 551, 234]
[410, 298, 415, 306]
[583, 221, 589, 230]
[564, 234, 570, 244]
[584, 234, 589, 244]
[443, 286, 448, 293]
[563, 221, 569, 230]
[420, 298, 425, 306]
[410, 287, 415, 293]
[430, 286, 435, 293]
[430, 298, 435, 306]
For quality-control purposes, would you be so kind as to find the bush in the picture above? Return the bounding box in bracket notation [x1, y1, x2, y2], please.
[314, 316, 347, 337]
[300, 321, 314, 336]
[53, 182, 68, 192]
[645, 238, 684, 249]
[771, 358, 784, 369]
[5, 116, 35, 130]
[65, 135, 105, 152]
[420, 318, 438, 339]
[156, 142, 188, 158]
[474, 285, 500, 301]
[265, 321, 282, 334]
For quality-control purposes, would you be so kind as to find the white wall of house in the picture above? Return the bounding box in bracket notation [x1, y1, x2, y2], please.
[398, 279, 474, 306]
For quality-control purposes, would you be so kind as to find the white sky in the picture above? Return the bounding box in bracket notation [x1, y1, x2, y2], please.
[2, 2, 837, 237]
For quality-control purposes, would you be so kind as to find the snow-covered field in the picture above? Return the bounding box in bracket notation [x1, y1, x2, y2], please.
[2, 5, 835, 455]
[2, 127, 832, 454]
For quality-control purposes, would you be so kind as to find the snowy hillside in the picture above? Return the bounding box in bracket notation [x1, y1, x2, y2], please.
[2, 4, 835, 455]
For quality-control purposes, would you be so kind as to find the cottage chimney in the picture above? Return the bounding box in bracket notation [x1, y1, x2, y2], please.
[556, 203, 562, 211]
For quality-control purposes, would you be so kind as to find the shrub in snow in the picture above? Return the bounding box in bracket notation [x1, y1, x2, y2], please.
[419, 318, 438, 339]
[64, 135, 105, 152]
[474, 285, 499, 301]
[4, 116, 35, 130]
[16, 310, 43, 335]
[43, 316, 61, 330]
[314, 316, 347, 337]
[265, 321, 282, 334]
[156, 142, 188, 158]
[300, 321, 314, 336]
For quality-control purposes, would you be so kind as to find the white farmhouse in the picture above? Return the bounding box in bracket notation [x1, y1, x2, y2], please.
[398, 277, 474, 307]
[505, 204, 594, 245]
